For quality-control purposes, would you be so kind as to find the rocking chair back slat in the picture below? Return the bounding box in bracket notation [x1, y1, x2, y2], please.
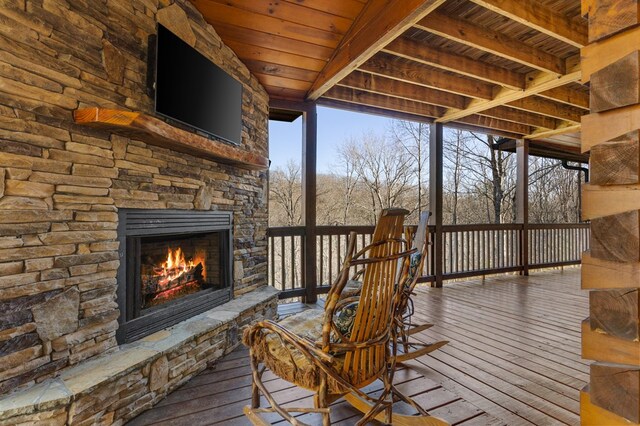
[341, 209, 407, 384]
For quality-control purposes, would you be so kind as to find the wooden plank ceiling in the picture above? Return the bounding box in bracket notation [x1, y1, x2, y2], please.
[190, 0, 588, 148]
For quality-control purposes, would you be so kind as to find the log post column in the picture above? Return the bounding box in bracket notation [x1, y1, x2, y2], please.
[580, 1, 640, 424]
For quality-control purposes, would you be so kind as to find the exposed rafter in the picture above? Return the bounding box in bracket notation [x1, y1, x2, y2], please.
[508, 96, 585, 123]
[468, 0, 588, 48]
[338, 71, 467, 109]
[360, 53, 495, 99]
[537, 87, 590, 110]
[339, 72, 557, 129]
[435, 56, 581, 123]
[323, 86, 445, 118]
[306, 0, 447, 100]
[324, 86, 530, 135]
[524, 122, 581, 140]
[382, 37, 525, 90]
[416, 11, 565, 75]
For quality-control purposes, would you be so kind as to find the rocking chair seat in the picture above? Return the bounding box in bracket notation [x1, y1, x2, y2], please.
[245, 309, 346, 393]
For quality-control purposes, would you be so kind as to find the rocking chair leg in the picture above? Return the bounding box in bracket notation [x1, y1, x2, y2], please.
[317, 374, 330, 426]
[251, 381, 260, 409]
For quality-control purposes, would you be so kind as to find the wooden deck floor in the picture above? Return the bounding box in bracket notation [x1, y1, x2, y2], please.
[129, 268, 587, 426]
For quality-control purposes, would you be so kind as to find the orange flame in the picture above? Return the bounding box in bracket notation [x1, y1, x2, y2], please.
[156, 247, 206, 288]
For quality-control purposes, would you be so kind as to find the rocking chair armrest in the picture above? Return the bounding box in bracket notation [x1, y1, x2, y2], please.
[251, 319, 335, 364]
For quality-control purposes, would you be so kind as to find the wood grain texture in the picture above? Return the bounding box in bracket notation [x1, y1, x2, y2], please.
[590, 289, 640, 341]
[581, 387, 640, 426]
[590, 51, 640, 113]
[73, 108, 269, 170]
[586, 0, 640, 42]
[590, 132, 640, 185]
[306, 0, 447, 100]
[582, 183, 640, 220]
[581, 25, 640, 82]
[582, 318, 640, 365]
[468, 0, 588, 48]
[582, 251, 640, 289]
[582, 104, 640, 153]
[416, 11, 565, 75]
[590, 362, 640, 423]
[590, 211, 640, 262]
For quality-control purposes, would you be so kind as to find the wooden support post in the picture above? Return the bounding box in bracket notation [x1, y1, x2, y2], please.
[516, 139, 529, 275]
[302, 103, 318, 304]
[269, 99, 318, 303]
[581, 1, 640, 423]
[430, 123, 444, 288]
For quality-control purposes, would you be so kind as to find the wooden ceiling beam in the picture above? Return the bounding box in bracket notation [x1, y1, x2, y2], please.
[416, 11, 566, 74]
[537, 86, 590, 110]
[480, 106, 559, 129]
[436, 57, 581, 123]
[317, 98, 434, 123]
[360, 53, 495, 100]
[323, 86, 445, 118]
[318, 90, 531, 139]
[456, 115, 530, 135]
[525, 122, 581, 140]
[382, 37, 525, 90]
[507, 96, 585, 123]
[306, 0, 447, 100]
[468, 0, 588, 48]
[338, 71, 468, 109]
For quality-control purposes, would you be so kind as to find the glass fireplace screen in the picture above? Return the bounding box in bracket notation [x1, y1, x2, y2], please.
[139, 232, 223, 310]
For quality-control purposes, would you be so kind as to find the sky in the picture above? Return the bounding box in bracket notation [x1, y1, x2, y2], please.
[268, 106, 395, 173]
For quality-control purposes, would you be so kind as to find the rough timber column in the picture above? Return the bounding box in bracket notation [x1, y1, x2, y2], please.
[580, 1, 640, 424]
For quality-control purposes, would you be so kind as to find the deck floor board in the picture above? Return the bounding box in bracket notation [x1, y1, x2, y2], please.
[129, 268, 586, 426]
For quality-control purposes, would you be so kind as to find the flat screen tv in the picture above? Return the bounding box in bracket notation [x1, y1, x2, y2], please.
[153, 24, 242, 145]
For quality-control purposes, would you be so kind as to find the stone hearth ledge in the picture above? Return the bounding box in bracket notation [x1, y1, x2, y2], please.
[0, 286, 278, 425]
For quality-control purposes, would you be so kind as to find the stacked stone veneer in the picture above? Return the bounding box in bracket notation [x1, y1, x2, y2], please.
[0, 0, 272, 417]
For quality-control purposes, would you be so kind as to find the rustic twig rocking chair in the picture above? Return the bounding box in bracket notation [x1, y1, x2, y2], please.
[341, 212, 448, 364]
[242, 209, 447, 425]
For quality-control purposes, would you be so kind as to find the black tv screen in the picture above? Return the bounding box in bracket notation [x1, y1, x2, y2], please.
[154, 24, 242, 145]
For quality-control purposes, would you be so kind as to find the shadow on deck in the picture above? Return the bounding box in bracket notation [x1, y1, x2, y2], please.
[129, 267, 587, 426]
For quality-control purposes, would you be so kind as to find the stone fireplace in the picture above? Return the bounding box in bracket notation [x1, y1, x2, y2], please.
[0, 1, 277, 424]
[116, 209, 233, 343]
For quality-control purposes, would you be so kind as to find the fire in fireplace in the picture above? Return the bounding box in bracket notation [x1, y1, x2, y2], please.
[117, 210, 233, 343]
[142, 246, 207, 308]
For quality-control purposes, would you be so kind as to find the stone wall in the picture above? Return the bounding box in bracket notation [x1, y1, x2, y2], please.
[0, 0, 269, 395]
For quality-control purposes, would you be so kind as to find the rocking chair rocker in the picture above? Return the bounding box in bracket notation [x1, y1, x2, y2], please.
[242, 209, 447, 425]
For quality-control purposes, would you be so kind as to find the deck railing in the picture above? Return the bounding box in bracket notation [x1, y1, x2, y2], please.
[267, 222, 590, 299]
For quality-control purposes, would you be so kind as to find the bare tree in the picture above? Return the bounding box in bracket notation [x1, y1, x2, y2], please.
[390, 120, 429, 216]
[269, 160, 302, 226]
[336, 132, 416, 223]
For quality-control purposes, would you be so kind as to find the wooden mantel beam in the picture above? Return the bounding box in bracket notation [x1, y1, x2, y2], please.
[306, 0, 446, 100]
[468, 0, 588, 48]
[416, 11, 566, 75]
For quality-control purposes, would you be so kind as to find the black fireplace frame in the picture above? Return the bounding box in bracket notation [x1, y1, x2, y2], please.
[116, 209, 233, 343]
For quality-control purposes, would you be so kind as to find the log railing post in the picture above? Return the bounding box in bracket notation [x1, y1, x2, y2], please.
[430, 123, 444, 287]
[516, 139, 529, 275]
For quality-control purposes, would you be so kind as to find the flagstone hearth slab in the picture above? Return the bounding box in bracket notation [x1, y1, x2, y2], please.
[0, 286, 278, 424]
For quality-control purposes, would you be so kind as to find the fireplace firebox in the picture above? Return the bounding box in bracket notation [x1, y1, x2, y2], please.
[116, 210, 233, 343]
